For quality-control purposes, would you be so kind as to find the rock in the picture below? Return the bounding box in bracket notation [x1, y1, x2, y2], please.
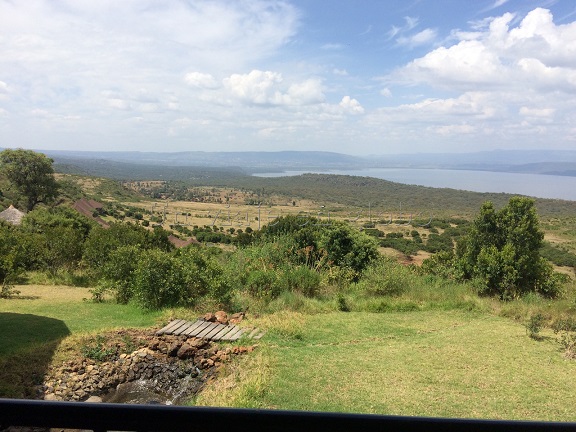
[85, 395, 103, 403]
[44, 393, 58, 401]
[167, 342, 181, 357]
[230, 312, 245, 324]
[176, 343, 197, 359]
[204, 312, 216, 322]
[215, 310, 228, 325]
[188, 338, 209, 349]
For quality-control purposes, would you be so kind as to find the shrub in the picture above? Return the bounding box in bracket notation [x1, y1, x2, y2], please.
[525, 313, 545, 339]
[280, 266, 321, 297]
[354, 257, 415, 297]
[132, 249, 188, 310]
[456, 197, 562, 299]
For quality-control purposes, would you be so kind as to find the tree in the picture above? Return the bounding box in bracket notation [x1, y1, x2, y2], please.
[0, 149, 59, 211]
[456, 197, 561, 299]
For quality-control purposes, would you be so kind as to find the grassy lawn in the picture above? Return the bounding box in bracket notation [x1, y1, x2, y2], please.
[0, 285, 165, 398]
[0, 285, 162, 355]
[3, 286, 576, 421]
[199, 310, 576, 422]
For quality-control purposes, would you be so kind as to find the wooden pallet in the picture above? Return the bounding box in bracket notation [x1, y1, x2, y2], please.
[156, 319, 265, 341]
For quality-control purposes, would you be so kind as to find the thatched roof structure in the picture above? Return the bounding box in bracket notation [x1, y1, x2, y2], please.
[0, 205, 25, 225]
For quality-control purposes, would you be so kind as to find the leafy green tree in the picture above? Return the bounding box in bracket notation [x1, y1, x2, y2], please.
[82, 223, 173, 275]
[0, 222, 25, 290]
[0, 149, 59, 211]
[456, 197, 561, 299]
[132, 249, 187, 310]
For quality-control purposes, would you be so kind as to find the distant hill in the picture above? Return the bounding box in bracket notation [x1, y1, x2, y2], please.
[43, 149, 576, 176]
[46, 150, 365, 170]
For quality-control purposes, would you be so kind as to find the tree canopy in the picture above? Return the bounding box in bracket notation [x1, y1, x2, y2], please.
[455, 196, 561, 299]
[0, 149, 59, 211]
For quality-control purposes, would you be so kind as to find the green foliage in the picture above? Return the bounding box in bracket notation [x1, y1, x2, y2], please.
[354, 257, 415, 297]
[525, 313, 545, 339]
[540, 242, 576, 268]
[280, 266, 321, 297]
[82, 222, 173, 277]
[380, 236, 421, 255]
[260, 215, 379, 277]
[0, 223, 25, 287]
[0, 149, 59, 211]
[101, 245, 143, 303]
[456, 197, 562, 299]
[552, 317, 576, 359]
[80, 335, 117, 362]
[132, 249, 188, 310]
[174, 246, 232, 306]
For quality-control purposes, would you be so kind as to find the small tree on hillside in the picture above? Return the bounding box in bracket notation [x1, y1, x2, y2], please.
[456, 196, 561, 299]
[0, 149, 59, 211]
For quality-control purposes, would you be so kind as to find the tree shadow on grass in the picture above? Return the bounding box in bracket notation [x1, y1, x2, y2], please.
[0, 313, 70, 398]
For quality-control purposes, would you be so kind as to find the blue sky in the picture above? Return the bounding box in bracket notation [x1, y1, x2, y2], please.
[1, 0, 575, 155]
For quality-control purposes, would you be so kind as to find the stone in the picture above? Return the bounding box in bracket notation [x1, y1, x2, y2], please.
[168, 342, 181, 357]
[44, 393, 58, 401]
[230, 312, 245, 324]
[176, 343, 197, 359]
[85, 395, 103, 403]
[204, 312, 216, 322]
[215, 310, 228, 325]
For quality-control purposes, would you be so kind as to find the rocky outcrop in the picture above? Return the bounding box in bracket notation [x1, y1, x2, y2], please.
[42, 332, 255, 403]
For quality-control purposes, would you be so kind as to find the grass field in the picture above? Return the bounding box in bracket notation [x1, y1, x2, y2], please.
[196, 310, 576, 421]
[2, 286, 576, 421]
[0, 285, 162, 356]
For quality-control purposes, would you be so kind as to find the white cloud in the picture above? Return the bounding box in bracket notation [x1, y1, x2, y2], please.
[380, 88, 392, 97]
[333, 69, 349, 76]
[397, 28, 438, 48]
[184, 72, 219, 89]
[321, 43, 345, 50]
[222, 70, 325, 106]
[390, 8, 576, 92]
[519, 106, 555, 118]
[338, 96, 364, 114]
[0, 80, 9, 101]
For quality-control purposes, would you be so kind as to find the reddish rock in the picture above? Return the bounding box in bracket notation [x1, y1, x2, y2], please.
[204, 313, 216, 322]
[215, 310, 228, 325]
[230, 312, 245, 324]
[188, 338, 209, 349]
[176, 343, 197, 359]
[167, 342, 181, 357]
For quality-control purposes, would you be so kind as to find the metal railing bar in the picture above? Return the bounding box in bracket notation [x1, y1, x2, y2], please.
[1, 398, 575, 432]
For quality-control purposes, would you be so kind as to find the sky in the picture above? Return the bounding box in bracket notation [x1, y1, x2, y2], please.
[1, 0, 576, 155]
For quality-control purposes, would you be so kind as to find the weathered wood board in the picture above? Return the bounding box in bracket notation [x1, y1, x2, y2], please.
[156, 319, 264, 341]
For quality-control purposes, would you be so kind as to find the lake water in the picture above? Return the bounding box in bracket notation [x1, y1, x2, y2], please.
[253, 168, 576, 201]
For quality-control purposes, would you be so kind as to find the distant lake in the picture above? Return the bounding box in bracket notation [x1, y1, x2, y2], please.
[253, 168, 576, 201]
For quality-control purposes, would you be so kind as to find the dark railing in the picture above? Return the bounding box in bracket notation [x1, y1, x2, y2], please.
[2, 399, 576, 432]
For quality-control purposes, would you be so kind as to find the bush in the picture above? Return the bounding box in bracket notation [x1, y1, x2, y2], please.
[525, 313, 545, 339]
[456, 197, 562, 299]
[132, 249, 188, 310]
[280, 266, 321, 297]
[354, 257, 415, 297]
[174, 246, 232, 306]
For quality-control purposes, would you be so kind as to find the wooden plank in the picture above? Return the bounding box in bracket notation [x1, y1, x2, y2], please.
[219, 326, 243, 341]
[173, 320, 195, 336]
[156, 319, 186, 335]
[211, 325, 236, 341]
[196, 322, 220, 339]
[228, 328, 246, 341]
[203, 323, 227, 340]
[187, 321, 212, 337]
[253, 331, 266, 340]
[182, 320, 206, 336]
[247, 328, 259, 339]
